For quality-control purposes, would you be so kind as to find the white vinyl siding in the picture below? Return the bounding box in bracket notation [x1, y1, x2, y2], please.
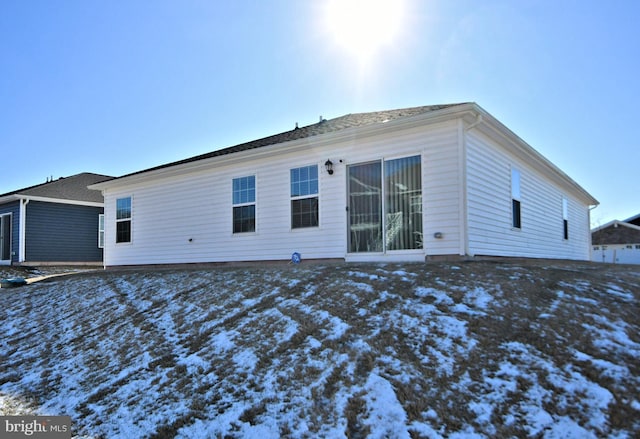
[100, 120, 462, 266]
[466, 130, 590, 260]
[421, 121, 463, 256]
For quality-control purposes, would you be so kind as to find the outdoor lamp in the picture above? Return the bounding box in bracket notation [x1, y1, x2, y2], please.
[325, 159, 334, 175]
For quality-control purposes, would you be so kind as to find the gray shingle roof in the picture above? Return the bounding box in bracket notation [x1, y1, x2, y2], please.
[121, 103, 469, 178]
[0, 173, 114, 203]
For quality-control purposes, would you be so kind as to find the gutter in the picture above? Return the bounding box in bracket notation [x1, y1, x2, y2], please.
[90, 104, 481, 191]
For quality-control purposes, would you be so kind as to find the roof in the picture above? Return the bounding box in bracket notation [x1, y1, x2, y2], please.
[89, 102, 597, 206]
[0, 173, 114, 204]
[591, 220, 640, 233]
[115, 104, 468, 179]
[623, 213, 640, 226]
[591, 220, 640, 245]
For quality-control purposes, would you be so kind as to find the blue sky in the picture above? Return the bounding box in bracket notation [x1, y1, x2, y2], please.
[1, 0, 638, 226]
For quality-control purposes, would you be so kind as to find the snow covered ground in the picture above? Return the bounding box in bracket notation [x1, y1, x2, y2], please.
[0, 261, 638, 438]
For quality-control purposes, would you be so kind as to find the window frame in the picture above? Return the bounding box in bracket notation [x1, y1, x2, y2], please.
[115, 196, 132, 244]
[290, 164, 319, 229]
[98, 214, 105, 248]
[562, 197, 569, 240]
[232, 175, 257, 234]
[511, 167, 522, 229]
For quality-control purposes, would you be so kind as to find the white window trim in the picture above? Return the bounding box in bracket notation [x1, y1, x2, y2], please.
[232, 175, 257, 234]
[115, 196, 133, 244]
[98, 214, 105, 248]
[562, 197, 569, 240]
[511, 167, 522, 230]
[290, 164, 320, 230]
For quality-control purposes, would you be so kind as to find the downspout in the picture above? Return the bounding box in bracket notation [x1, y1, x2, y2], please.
[588, 204, 598, 261]
[19, 197, 29, 263]
[461, 113, 484, 258]
[457, 119, 468, 257]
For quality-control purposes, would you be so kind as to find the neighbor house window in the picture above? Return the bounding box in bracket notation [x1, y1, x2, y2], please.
[98, 214, 105, 248]
[232, 176, 256, 233]
[116, 197, 132, 243]
[511, 168, 521, 229]
[291, 165, 319, 228]
[562, 197, 569, 240]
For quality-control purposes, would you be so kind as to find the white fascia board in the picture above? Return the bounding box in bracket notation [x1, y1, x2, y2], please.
[0, 194, 21, 205]
[470, 106, 599, 206]
[14, 195, 103, 208]
[90, 104, 478, 192]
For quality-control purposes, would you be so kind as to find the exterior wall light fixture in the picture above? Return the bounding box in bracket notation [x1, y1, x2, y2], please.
[325, 159, 334, 175]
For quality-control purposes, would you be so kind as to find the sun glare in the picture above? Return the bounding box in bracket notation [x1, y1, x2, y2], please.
[325, 0, 405, 65]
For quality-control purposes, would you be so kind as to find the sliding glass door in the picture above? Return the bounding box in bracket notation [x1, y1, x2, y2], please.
[348, 155, 423, 253]
[348, 162, 383, 252]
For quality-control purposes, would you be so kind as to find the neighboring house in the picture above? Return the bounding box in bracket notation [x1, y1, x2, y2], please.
[591, 214, 640, 264]
[0, 173, 113, 265]
[89, 103, 598, 267]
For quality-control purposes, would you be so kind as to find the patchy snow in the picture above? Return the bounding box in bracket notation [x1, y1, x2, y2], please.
[361, 373, 410, 439]
[0, 261, 638, 438]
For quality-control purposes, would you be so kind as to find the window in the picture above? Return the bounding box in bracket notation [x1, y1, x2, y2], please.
[232, 176, 256, 233]
[635, 245, 640, 250]
[98, 214, 105, 248]
[116, 197, 132, 243]
[562, 197, 569, 240]
[511, 168, 521, 229]
[291, 165, 319, 228]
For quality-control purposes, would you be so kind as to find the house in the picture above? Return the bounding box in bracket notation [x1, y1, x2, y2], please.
[0, 172, 113, 265]
[591, 214, 640, 264]
[89, 103, 598, 267]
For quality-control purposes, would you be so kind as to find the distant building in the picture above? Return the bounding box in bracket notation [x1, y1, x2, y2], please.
[90, 103, 598, 267]
[592, 214, 640, 264]
[0, 173, 113, 265]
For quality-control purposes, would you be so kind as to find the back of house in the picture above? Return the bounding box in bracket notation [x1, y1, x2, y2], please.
[90, 103, 598, 267]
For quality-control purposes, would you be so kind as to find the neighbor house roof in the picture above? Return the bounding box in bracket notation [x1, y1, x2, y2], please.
[0, 173, 114, 205]
[591, 220, 640, 245]
[623, 213, 640, 227]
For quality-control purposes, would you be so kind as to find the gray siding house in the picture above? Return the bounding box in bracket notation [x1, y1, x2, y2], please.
[0, 173, 113, 265]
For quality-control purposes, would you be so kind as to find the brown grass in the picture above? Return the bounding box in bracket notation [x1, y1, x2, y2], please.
[0, 260, 638, 437]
